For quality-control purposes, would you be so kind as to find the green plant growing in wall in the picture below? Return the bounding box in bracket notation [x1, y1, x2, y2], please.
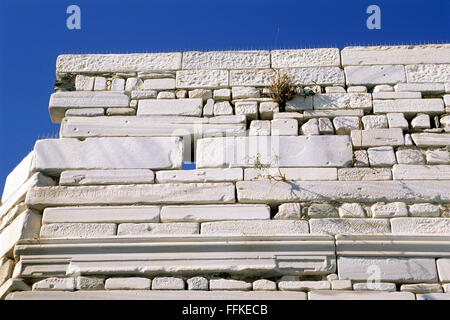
[268, 70, 316, 112]
[249, 153, 286, 182]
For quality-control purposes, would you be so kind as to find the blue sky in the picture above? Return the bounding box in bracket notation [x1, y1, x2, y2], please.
[0, 0, 449, 192]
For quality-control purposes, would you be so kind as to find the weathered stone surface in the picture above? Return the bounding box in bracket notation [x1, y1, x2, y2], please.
[278, 281, 330, 291]
[353, 282, 396, 291]
[213, 101, 233, 116]
[2, 152, 34, 204]
[137, 98, 203, 116]
[373, 99, 444, 115]
[66, 108, 105, 117]
[353, 150, 369, 167]
[338, 168, 392, 181]
[391, 218, 450, 234]
[274, 203, 302, 220]
[308, 204, 338, 218]
[188, 89, 212, 101]
[42, 206, 160, 224]
[130, 90, 157, 99]
[333, 117, 360, 135]
[437, 258, 450, 281]
[252, 279, 277, 291]
[143, 78, 175, 90]
[176, 70, 228, 88]
[0, 258, 14, 287]
[125, 78, 143, 91]
[182, 51, 270, 69]
[394, 83, 446, 94]
[0, 279, 30, 300]
[372, 92, 422, 99]
[341, 45, 450, 65]
[75, 277, 105, 290]
[105, 277, 151, 290]
[152, 277, 185, 290]
[416, 293, 450, 300]
[196, 136, 353, 168]
[331, 280, 352, 290]
[309, 218, 390, 234]
[350, 129, 404, 147]
[93, 77, 106, 91]
[374, 85, 394, 92]
[75, 75, 94, 91]
[285, 95, 313, 112]
[209, 279, 252, 291]
[213, 89, 231, 100]
[249, 120, 271, 136]
[338, 257, 438, 282]
[118, 223, 199, 235]
[280, 67, 345, 85]
[57, 53, 182, 73]
[40, 223, 117, 238]
[362, 115, 388, 129]
[245, 168, 337, 181]
[160, 204, 270, 222]
[175, 89, 187, 98]
[338, 203, 366, 218]
[258, 102, 279, 120]
[345, 65, 406, 85]
[236, 181, 450, 203]
[6, 290, 308, 300]
[235, 101, 258, 120]
[156, 168, 243, 183]
[368, 146, 397, 167]
[406, 64, 450, 83]
[371, 202, 408, 218]
[271, 48, 340, 67]
[0, 210, 41, 258]
[271, 119, 298, 135]
[106, 107, 135, 116]
[392, 164, 450, 180]
[156, 92, 176, 100]
[232, 87, 260, 99]
[110, 78, 125, 91]
[187, 277, 208, 290]
[32, 278, 74, 291]
[300, 119, 319, 135]
[60, 169, 155, 186]
[26, 183, 236, 209]
[203, 98, 214, 117]
[303, 109, 365, 119]
[408, 203, 441, 217]
[396, 149, 425, 164]
[318, 118, 334, 134]
[0, 174, 54, 232]
[387, 113, 409, 130]
[325, 86, 346, 93]
[411, 133, 450, 147]
[411, 114, 430, 129]
[401, 283, 443, 294]
[309, 290, 414, 300]
[347, 86, 367, 93]
[230, 69, 276, 86]
[49, 91, 130, 122]
[426, 150, 450, 164]
[313, 93, 372, 110]
[32, 137, 183, 173]
[201, 220, 309, 235]
[61, 116, 246, 139]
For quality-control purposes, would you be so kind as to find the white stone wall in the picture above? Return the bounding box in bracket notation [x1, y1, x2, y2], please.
[2, 44, 450, 300]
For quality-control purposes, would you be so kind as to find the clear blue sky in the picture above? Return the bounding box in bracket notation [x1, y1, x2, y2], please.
[0, 0, 449, 192]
